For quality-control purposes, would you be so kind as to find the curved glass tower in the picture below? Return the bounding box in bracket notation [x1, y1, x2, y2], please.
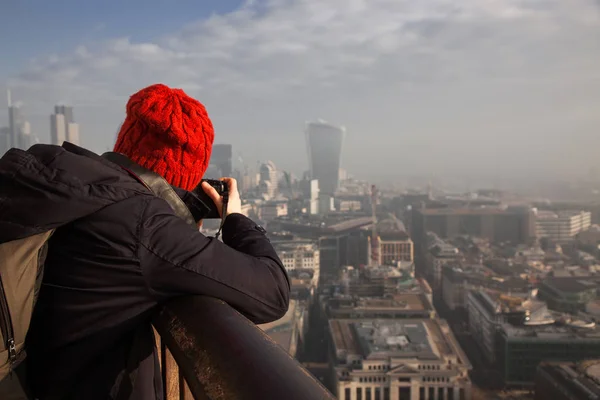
[305, 120, 345, 196]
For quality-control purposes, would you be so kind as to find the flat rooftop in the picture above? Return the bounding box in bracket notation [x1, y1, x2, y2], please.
[543, 277, 599, 293]
[329, 319, 469, 364]
[337, 293, 432, 312]
[379, 231, 411, 241]
[275, 215, 373, 233]
[418, 207, 516, 216]
[503, 320, 600, 340]
[328, 217, 373, 232]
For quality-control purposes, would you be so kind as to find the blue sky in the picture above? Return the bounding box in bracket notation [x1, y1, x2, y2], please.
[1, 0, 599, 181]
[0, 0, 243, 76]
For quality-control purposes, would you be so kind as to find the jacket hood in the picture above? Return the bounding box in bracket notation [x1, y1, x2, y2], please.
[0, 142, 149, 243]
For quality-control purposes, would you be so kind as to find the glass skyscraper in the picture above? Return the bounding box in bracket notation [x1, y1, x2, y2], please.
[305, 120, 345, 196]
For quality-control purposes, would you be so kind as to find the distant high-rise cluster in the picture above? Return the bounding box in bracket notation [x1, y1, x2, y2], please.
[259, 161, 278, 199]
[0, 90, 34, 155]
[51, 105, 79, 146]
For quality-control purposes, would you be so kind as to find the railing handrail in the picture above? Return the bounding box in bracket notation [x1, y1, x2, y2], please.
[152, 296, 336, 400]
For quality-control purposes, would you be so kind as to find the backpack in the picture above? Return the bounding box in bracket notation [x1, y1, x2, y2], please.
[0, 151, 196, 399]
[0, 230, 54, 399]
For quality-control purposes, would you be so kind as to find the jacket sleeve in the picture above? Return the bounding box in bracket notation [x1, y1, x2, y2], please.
[137, 197, 290, 324]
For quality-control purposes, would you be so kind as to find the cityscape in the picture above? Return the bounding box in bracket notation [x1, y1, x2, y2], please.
[2, 0, 600, 399]
[4, 96, 600, 399]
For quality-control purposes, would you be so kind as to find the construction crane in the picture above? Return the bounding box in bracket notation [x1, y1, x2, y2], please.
[370, 184, 379, 266]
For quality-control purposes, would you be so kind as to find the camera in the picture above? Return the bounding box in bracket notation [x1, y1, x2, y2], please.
[186, 179, 229, 220]
[199, 179, 228, 196]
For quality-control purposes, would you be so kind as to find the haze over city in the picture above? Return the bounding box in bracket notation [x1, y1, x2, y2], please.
[5, 1, 600, 400]
[1, 0, 599, 183]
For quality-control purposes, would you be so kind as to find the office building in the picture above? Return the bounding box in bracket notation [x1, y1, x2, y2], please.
[300, 178, 319, 215]
[411, 207, 536, 245]
[319, 228, 371, 278]
[259, 201, 288, 223]
[467, 290, 551, 365]
[377, 231, 414, 265]
[51, 105, 80, 145]
[7, 89, 32, 150]
[274, 242, 320, 272]
[442, 266, 530, 311]
[259, 161, 278, 199]
[0, 127, 10, 156]
[210, 144, 233, 177]
[329, 319, 472, 400]
[536, 210, 592, 243]
[535, 360, 600, 400]
[424, 233, 461, 289]
[305, 120, 345, 196]
[537, 277, 599, 313]
[18, 121, 31, 149]
[497, 320, 600, 387]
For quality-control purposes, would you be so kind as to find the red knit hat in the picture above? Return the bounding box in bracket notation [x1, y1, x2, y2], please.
[114, 83, 214, 191]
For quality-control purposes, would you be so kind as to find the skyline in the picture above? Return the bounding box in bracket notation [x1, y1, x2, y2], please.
[1, 0, 599, 182]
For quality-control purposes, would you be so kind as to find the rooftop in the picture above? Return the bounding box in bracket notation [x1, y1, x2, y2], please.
[542, 277, 599, 293]
[503, 319, 600, 339]
[274, 215, 373, 234]
[328, 217, 373, 232]
[536, 210, 590, 219]
[471, 290, 547, 317]
[341, 293, 432, 312]
[379, 230, 411, 241]
[417, 207, 525, 216]
[329, 319, 469, 365]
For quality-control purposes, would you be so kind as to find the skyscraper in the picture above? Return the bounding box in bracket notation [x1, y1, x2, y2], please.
[305, 120, 345, 196]
[259, 161, 278, 199]
[7, 89, 32, 150]
[51, 105, 80, 145]
[210, 144, 233, 177]
[0, 127, 10, 156]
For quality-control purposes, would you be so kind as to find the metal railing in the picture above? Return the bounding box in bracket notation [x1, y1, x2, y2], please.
[152, 296, 336, 400]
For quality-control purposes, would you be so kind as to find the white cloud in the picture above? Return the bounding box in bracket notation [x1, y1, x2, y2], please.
[5, 0, 600, 181]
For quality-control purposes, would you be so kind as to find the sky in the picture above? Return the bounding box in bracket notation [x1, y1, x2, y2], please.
[1, 0, 599, 183]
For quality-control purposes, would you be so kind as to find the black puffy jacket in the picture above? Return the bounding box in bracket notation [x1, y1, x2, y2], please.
[0, 142, 290, 399]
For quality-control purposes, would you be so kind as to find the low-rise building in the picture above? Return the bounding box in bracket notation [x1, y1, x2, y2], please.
[274, 242, 320, 272]
[259, 200, 288, 222]
[329, 319, 472, 400]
